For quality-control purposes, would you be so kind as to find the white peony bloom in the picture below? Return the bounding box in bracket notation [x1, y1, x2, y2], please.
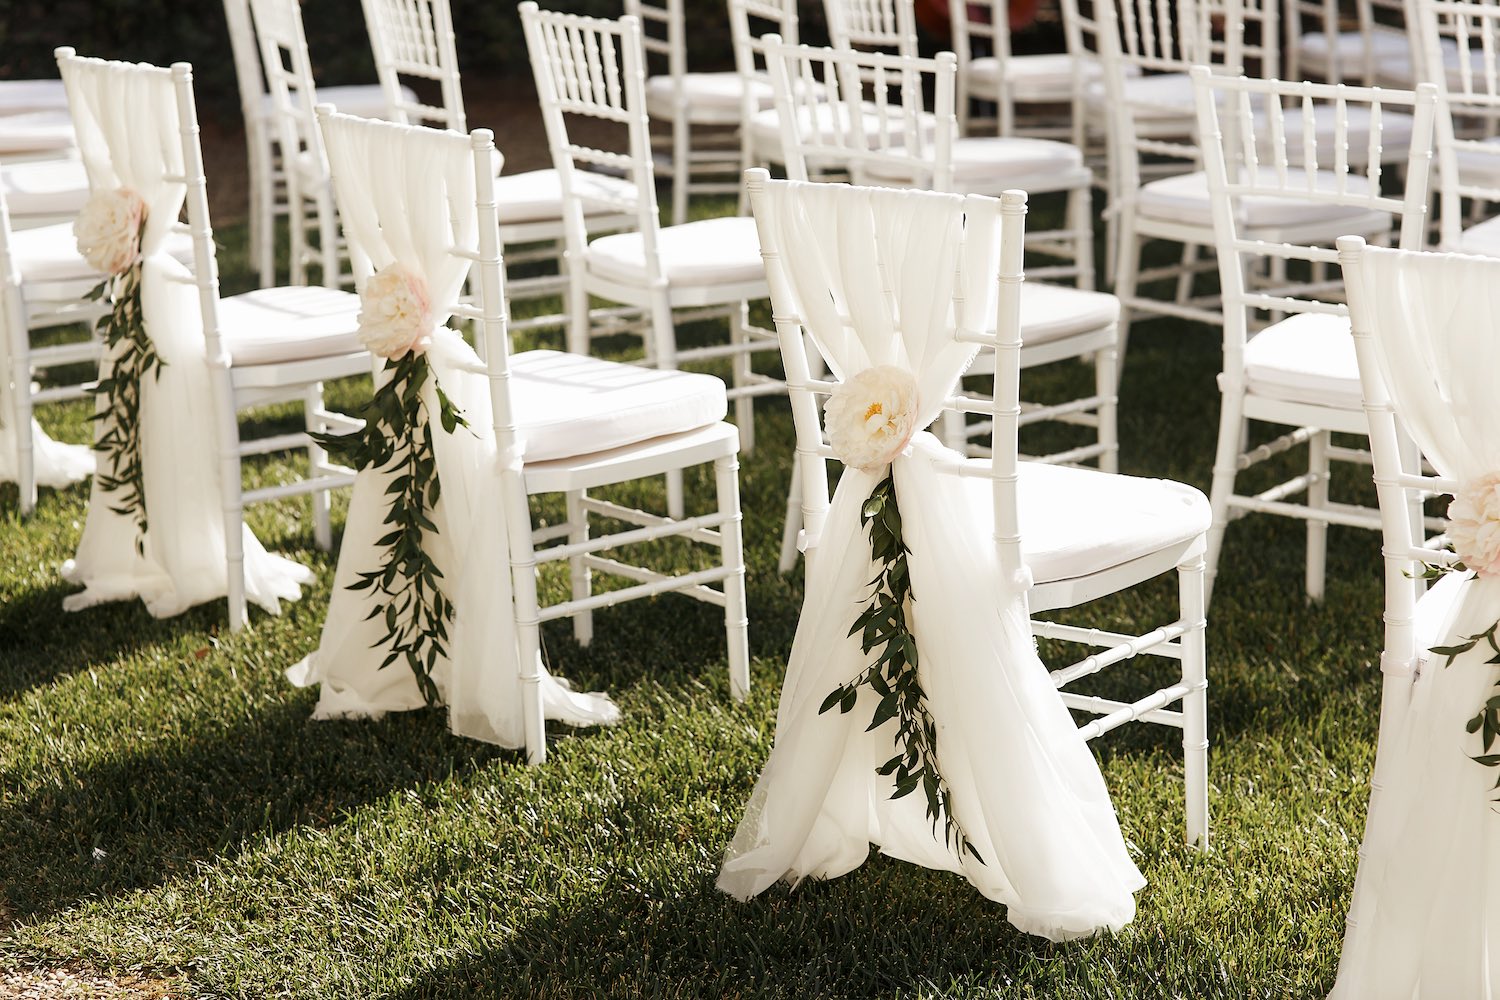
[824, 364, 919, 473]
[1449, 472, 1500, 579]
[357, 263, 434, 360]
[74, 187, 146, 276]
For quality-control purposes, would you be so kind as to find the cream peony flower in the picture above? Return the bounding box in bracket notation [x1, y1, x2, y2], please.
[357, 263, 434, 359]
[1449, 472, 1500, 579]
[824, 365, 919, 473]
[74, 187, 146, 276]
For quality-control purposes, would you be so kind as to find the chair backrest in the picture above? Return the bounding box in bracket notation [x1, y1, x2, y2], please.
[624, 0, 688, 83]
[744, 167, 1025, 577]
[360, 0, 466, 131]
[1410, 0, 1500, 252]
[728, 0, 801, 87]
[764, 37, 957, 190]
[247, 0, 326, 186]
[1192, 67, 1438, 389]
[824, 0, 921, 59]
[1284, 0, 1410, 85]
[223, 0, 269, 129]
[519, 4, 660, 264]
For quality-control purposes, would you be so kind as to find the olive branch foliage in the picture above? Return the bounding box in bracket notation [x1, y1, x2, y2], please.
[1420, 557, 1500, 795]
[316, 352, 467, 706]
[819, 474, 983, 864]
[86, 262, 165, 555]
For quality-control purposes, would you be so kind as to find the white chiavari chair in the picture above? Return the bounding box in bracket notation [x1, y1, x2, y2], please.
[949, 0, 1094, 139]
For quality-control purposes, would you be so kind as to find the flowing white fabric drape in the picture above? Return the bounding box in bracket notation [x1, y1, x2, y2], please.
[287, 117, 617, 747]
[1330, 249, 1500, 999]
[0, 395, 94, 490]
[718, 185, 1143, 941]
[58, 60, 311, 617]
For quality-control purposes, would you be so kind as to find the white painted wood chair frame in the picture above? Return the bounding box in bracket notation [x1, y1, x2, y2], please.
[1192, 67, 1440, 604]
[765, 37, 1096, 286]
[0, 183, 107, 515]
[949, 0, 1082, 139]
[728, 0, 801, 196]
[625, 0, 746, 225]
[248, 0, 346, 289]
[823, 0, 921, 58]
[313, 113, 750, 761]
[1410, 0, 1500, 256]
[1285, 0, 1417, 89]
[170, 59, 365, 631]
[520, 3, 781, 516]
[747, 169, 1209, 846]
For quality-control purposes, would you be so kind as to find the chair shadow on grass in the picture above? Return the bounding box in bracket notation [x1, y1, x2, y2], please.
[0, 692, 506, 923]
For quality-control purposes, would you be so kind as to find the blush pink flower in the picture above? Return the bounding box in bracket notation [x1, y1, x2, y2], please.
[357, 263, 434, 359]
[1450, 473, 1500, 579]
[824, 365, 919, 473]
[74, 187, 146, 276]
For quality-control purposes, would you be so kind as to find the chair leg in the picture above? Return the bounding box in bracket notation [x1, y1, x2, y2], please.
[317, 188, 341, 290]
[672, 108, 690, 226]
[649, 286, 686, 520]
[304, 382, 332, 551]
[221, 455, 249, 632]
[1203, 385, 1246, 609]
[251, 125, 277, 288]
[565, 488, 593, 646]
[1178, 547, 1210, 849]
[1111, 221, 1143, 391]
[1095, 336, 1119, 474]
[1305, 429, 1330, 602]
[715, 451, 750, 701]
[565, 259, 591, 356]
[7, 287, 36, 517]
[1068, 185, 1095, 291]
[777, 457, 802, 575]
[513, 559, 547, 766]
[1174, 242, 1197, 306]
[289, 190, 309, 288]
[731, 303, 755, 454]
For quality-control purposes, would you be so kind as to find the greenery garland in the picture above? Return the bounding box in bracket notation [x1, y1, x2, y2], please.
[1416, 559, 1500, 791]
[819, 474, 984, 864]
[318, 352, 467, 706]
[86, 260, 164, 555]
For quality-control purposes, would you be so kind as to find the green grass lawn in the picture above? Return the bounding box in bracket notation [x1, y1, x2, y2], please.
[0, 211, 1392, 998]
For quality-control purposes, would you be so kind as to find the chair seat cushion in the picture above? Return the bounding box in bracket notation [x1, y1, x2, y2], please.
[645, 72, 771, 119]
[585, 215, 764, 288]
[0, 110, 75, 155]
[0, 79, 69, 115]
[1241, 311, 1363, 410]
[509, 349, 728, 462]
[1455, 214, 1500, 256]
[495, 168, 638, 224]
[967, 52, 1101, 103]
[1086, 71, 1195, 119]
[862, 135, 1086, 189]
[1020, 282, 1119, 345]
[1272, 105, 1415, 166]
[2, 158, 89, 220]
[1136, 168, 1382, 229]
[217, 285, 364, 367]
[12, 223, 194, 285]
[746, 103, 939, 160]
[946, 458, 1209, 584]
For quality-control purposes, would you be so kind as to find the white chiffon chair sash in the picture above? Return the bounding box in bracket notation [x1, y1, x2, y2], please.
[289, 116, 617, 747]
[1331, 249, 1500, 999]
[718, 184, 1143, 941]
[58, 58, 311, 617]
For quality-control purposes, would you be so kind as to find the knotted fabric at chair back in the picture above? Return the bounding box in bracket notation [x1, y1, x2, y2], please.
[317, 108, 477, 326]
[55, 49, 183, 258]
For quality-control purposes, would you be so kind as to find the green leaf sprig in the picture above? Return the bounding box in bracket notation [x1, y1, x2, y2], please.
[1422, 556, 1500, 794]
[819, 473, 983, 864]
[317, 351, 468, 706]
[87, 262, 165, 555]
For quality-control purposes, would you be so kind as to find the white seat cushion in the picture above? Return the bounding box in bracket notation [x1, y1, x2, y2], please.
[946, 459, 1209, 584]
[495, 168, 638, 225]
[1241, 311, 1363, 410]
[1454, 136, 1500, 189]
[509, 349, 728, 462]
[1086, 71, 1196, 119]
[1271, 105, 1415, 167]
[585, 215, 764, 288]
[1137, 168, 1383, 229]
[2, 158, 89, 219]
[11, 224, 195, 285]
[746, 103, 939, 161]
[645, 72, 771, 119]
[968, 52, 1101, 103]
[0, 79, 69, 116]
[863, 135, 1086, 189]
[1020, 282, 1118, 345]
[1456, 214, 1500, 257]
[0, 110, 75, 155]
[217, 286, 363, 367]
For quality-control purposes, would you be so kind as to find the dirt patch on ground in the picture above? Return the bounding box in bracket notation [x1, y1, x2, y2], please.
[0, 967, 184, 999]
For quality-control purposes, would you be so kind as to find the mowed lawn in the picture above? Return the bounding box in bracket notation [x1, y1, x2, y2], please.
[0, 206, 1389, 998]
